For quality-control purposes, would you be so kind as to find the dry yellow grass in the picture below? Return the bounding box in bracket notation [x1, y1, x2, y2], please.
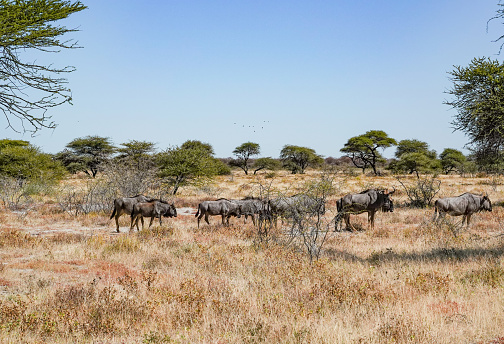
[0, 171, 504, 343]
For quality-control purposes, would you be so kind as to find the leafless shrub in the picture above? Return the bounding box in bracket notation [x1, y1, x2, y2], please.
[396, 175, 441, 208]
[0, 176, 33, 211]
[100, 159, 159, 197]
[56, 180, 116, 215]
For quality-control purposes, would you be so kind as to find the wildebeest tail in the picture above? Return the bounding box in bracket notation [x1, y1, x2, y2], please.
[336, 198, 342, 213]
[110, 207, 116, 219]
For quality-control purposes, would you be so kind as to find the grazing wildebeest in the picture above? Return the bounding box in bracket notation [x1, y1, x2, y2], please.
[195, 199, 242, 228]
[130, 200, 177, 231]
[269, 194, 326, 230]
[229, 197, 269, 226]
[433, 192, 492, 226]
[110, 195, 154, 232]
[335, 188, 395, 231]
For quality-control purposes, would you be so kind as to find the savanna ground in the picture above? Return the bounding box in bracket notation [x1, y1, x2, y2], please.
[1, 170, 504, 343]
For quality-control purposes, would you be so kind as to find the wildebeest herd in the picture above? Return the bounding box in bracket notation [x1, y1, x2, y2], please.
[109, 189, 493, 233]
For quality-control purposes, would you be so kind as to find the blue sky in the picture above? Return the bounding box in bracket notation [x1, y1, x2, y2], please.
[4, 1, 503, 158]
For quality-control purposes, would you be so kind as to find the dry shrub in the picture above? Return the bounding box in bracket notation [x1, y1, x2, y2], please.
[462, 263, 504, 288]
[48, 232, 86, 244]
[370, 315, 433, 343]
[406, 271, 452, 296]
[103, 235, 141, 254]
[0, 229, 41, 248]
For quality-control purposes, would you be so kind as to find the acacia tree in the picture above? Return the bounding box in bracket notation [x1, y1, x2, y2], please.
[157, 140, 229, 195]
[445, 57, 504, 170]
[0, 0, 87, 133]
[252, 157, 281, 174]
[232, 142, 260, 175]
[280, 145, 323, 174]
[340, 130, 396, 175]
[0, 139, 66, 183]
[440, 148, 466, 174]
[392, 139, 440, 178]
[63, 136, 115, 177]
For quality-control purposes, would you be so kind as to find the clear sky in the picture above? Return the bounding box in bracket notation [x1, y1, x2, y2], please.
[4, 1, 503, 159]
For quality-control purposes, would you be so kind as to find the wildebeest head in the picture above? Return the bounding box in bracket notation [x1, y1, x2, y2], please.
[162, 202, 177, 217]
[381, 188, 395, 212]
[481, 195, 492, 212]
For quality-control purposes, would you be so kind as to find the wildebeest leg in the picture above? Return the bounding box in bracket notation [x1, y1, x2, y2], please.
[197, 213, 203, 228]
[251, 214, 256, 227]
[130, 214, 136, 230]
[204, 213, 210, 225]
[343, 214, 352, 231]
[115, 210, 123, 232]
[432, 207, 439, 222]
[148, 216, 155, 229]
[369, 211, 375, 230]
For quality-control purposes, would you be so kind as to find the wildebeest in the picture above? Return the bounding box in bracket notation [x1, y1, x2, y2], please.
[269, 194, 326, 230]
[195, 199, 242, 228]
[130, 200, 177, 231]
[433, 192, 492, 226]
[335, 188, 395, 231]
[229, 197, 269, 226]
[110, 195, 154, 232]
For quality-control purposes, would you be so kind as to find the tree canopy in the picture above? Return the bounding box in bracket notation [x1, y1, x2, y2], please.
[445, 57, 504, 170]
[280, 145, 323, 174]
[0, 139, 65, 182]
[157, 140, 229, 195]
[439, 148, 466, 174]
[392, 139, 440, 177]
[232, 142, 260, 175]
[62, 136, 115, 177]
[0, 0, 87, 133]
[341, 130, 396, 175]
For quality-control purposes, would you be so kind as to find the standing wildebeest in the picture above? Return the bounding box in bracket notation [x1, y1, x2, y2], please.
[433, 192, 492, 226]
[335, 188, 395, 231]
[195, 199, 242, 228]
[229, 197, 269, 226]
[110, 195, 154, 232]
[130, 200, 177, 231]
[269, 194, 326, 230]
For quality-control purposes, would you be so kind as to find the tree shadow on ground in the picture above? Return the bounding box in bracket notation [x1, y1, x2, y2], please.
[325, 238, 504, 265]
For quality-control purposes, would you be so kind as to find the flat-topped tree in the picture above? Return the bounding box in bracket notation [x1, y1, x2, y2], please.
[341, 130, 396, 175]
[232, 142, 260, 175]
[280, 145, 323, 174]
[64, 136, 115, 178]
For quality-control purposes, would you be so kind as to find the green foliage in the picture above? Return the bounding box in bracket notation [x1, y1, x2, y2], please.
[445, 57, 504, 170]
[0, 139, 65, 183]
[252, 157, 281, 174]
[439, 148, 466, 174]
[157, 140, 224, 195]
[116, 140, 156, 161]
[341, 130, 396, 175]
[63, 136, 116, 177]
[232, 142, 260, 175]
[392, 140, 440, 177]
[0, 0, 87, 133]
[279, 145, 323, 174]
[394, 139, 435, 159]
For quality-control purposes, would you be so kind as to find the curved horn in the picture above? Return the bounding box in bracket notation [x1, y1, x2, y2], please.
[389, 186, 396, 195]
